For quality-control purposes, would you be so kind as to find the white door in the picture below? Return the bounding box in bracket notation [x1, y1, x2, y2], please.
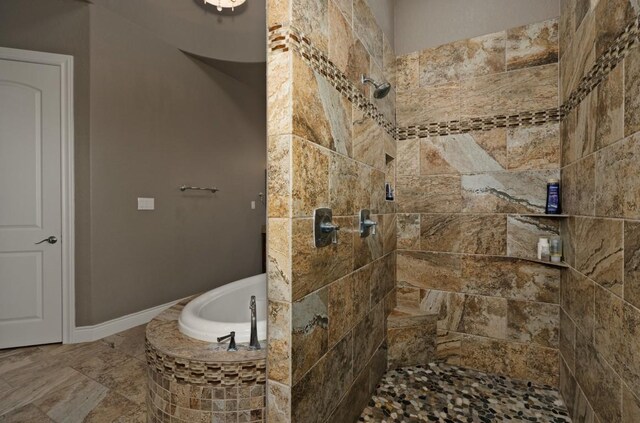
[0, 53, 64, 349]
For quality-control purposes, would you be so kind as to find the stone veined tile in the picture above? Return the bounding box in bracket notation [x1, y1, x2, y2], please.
[461, 63, 558, 119]
[507, 300, 559, 349]
[396, 251, 463, 293]
[575, 216, 624, 296]
[419, 213, 507, 255]
[461, 169, 560, 214]
[396, 175, 462, 213]
[419, 31, 506, 87]
[267, 300, 291, 385]
[507, 122, 560, 171]
[291, 216, 354, 301]
[507, 18, 559, 71]
[291, 332, 353, 423]
[291, 0, 328, 53]
[457, 295, 508, 340]
[353, 0, 382, 66]
[560, 268, 595, 342]
[461, 256, 560, 304]
[506, 214, 560, 261]
[419, 134, 505, 175]
[291, 137, 329, 217]
[625, 221, 640, 310]
[575, 327, 622, 423]
[291, 288, 329, 385]
[397, 84, 460, 127]
[292, 55, 352, 156]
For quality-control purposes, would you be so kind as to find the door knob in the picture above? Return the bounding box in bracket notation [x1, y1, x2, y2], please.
[35, 236, 57, 245]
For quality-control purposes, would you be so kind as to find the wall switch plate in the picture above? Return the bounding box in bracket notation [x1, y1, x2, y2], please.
[137, 197, 155, 210]
[251, 201, 256, 209]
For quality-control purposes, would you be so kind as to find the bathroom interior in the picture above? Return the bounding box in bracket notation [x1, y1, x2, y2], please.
[1, 0, 640, 422]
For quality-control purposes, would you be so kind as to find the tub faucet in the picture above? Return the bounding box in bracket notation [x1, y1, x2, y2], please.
[249, 296, 261, 350]
[217, 331, 237, 352]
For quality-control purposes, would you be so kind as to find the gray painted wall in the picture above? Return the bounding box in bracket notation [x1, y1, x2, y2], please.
[0, 0, 266, 325]
[91, 0, 267, 63]
[394, 0, 560, 55]
[88, 6, 265, 324]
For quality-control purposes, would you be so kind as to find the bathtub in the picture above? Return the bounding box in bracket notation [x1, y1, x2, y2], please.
[178, 273, 267, 343]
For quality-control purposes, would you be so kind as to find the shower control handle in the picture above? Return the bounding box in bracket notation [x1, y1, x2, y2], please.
[320, 221, 340, 244]
[314, 208, 340, 248]
[359, 209, 377, 238]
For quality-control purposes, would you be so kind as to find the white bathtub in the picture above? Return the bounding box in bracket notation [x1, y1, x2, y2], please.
[178, 273, 267, 343]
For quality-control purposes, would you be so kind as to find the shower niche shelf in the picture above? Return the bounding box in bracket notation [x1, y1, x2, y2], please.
[514, 213, 569, 218]
[510, 256, 570, 268]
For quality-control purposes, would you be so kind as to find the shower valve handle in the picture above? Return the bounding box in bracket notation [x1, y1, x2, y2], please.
[320, 222, 340, 244]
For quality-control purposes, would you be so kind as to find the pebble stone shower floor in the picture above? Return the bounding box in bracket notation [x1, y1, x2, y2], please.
[359, 362, 572, 423]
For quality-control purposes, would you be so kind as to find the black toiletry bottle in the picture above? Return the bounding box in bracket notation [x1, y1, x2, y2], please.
[545, 179, 561, 214]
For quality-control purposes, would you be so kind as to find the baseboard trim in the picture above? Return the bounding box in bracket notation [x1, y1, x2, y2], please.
[69, 297, 187, 343]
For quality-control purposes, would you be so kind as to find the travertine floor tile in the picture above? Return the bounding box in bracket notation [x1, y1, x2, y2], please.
[83, 391, 145, 423]
[101, 325, 147, 360]
[34, 374, 109, 422]
[0, 404, 54, 423]
[0, 325, 148, 421]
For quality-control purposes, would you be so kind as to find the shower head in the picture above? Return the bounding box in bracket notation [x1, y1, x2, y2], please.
[361, 75, 391, 99]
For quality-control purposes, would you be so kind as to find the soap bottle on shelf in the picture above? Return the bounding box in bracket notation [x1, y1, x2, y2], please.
[549, 237, 563, 263]
[545, 179, 562, 214]
[538, 237, 550, 261]
[385, 183, 394, 201]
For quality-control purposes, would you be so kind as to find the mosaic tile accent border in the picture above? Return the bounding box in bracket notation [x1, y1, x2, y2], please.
[561, 13, 640, 115]
[396, 108, 562, 140]
[269, 12, 640, 141]
[146, 340, 267, 386]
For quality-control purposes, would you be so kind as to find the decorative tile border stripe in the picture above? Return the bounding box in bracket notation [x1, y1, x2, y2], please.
[268, 24, 396, 137]
[269, 12, 640, 140]
[562, 13, 640, 115]
[146, 340, 267, 387]
[396, 108, 562, 140]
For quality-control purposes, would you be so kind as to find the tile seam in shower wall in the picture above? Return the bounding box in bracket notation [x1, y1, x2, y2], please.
[270, 12, 640, 141]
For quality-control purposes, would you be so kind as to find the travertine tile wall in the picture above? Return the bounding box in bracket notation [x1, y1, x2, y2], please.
[395, 19, 564, 386]
[266, 0, 397, 421]
[559, 0, 640, 421]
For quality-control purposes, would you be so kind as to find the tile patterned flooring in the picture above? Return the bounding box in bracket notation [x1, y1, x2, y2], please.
[360, 362, 571, 423]
[1, 328, 572, 423]
[0, 325, 147, 422]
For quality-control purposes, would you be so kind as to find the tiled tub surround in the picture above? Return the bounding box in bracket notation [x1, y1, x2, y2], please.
[267, 0, 397, 421]
[394, 18, 564, 388]
[146, 302, 266, 423]
[558, 0, 640, 421]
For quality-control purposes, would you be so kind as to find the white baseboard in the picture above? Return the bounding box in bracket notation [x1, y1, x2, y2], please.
[69, 297, 187, 343]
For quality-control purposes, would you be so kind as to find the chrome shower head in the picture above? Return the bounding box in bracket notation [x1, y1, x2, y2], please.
[361, 75, 391, 99]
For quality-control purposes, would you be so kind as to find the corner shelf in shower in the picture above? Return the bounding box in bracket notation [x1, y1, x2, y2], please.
[510, 256, 570, 268]
[512, 214, 569, 218]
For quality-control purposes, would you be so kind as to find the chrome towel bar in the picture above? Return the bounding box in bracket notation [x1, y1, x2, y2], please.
[179, 185, 219, 193]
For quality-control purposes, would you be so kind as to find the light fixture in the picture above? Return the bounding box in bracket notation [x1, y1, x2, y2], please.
[203, 0, 246, 11]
